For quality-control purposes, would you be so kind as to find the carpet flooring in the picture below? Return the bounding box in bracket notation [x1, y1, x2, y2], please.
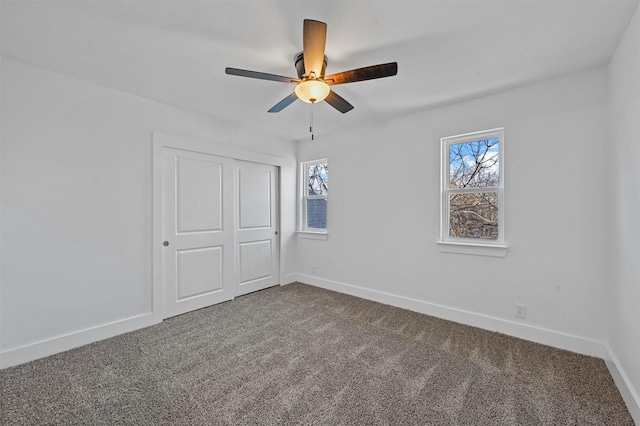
[0, 283, 634, 425]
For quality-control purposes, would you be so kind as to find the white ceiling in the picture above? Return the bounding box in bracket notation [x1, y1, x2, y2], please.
[1, 0, 637, 141]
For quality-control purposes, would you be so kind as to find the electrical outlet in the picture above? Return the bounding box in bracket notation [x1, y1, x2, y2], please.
[515, 304, 527, 319]
[312, 265, 317, 275]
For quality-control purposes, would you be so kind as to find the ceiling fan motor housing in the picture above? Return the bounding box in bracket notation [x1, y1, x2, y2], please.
[295, 52, 327, 80]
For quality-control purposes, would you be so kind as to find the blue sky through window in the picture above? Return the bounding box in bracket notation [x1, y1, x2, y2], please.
[449, 138, 499, 188]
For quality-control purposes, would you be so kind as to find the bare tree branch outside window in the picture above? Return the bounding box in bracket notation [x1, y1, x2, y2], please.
[305, 162, 328, 229]
[308, 164, 328, 196]
[448, 138, 500, 240]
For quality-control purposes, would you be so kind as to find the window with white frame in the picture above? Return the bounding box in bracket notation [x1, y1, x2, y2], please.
[441, 128, 504, 246]
[300, 159, 328, 232]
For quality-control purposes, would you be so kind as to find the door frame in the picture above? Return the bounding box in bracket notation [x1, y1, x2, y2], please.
[152, 132, 286, 322]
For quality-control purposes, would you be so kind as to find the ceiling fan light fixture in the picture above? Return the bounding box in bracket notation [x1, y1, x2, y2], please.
[295, 79, 330, 103]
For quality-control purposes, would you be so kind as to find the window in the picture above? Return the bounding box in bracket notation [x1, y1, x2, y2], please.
[440, 128, 505, 255]
[300, 159, 328, 234]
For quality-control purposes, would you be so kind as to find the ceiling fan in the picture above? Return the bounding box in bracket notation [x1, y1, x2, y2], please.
[225, 19, 398, 114]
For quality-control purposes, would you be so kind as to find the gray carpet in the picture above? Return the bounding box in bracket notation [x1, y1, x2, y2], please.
[0, 283, 633, 425]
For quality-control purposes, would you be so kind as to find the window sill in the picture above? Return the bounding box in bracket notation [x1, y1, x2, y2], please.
[437, 241, 508, 257]
[298, 231, 328, 240]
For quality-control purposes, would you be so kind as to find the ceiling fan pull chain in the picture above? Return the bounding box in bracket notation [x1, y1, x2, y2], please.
[310, 104, 315, 141]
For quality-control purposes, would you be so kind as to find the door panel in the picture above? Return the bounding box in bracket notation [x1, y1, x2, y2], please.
[176, 247, 223, 300]
[239, 240, 272, 283]
[163, 148, 234, 318]
[236, 161, 279, 295]
[177, 158, 222, 233]
[239, 168, 272, 229]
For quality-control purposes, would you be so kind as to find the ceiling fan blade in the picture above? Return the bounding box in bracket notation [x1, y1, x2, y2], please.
[324, 90, 354, 114]
[225, 67, 299, 83]
[303, 19, 327, 78]
[324, 62, 398, 85]
[268, 92, 299, 113]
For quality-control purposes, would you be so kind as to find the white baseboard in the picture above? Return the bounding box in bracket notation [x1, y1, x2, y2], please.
[604, 346, 640, 424]
[281, 273, 298, 286]
[0, 313, 159, 369]
[295, 274, 606, 358]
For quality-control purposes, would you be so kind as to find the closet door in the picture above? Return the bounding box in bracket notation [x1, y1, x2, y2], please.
[235, 160, 279, 296]
[162, 148, 234, 318]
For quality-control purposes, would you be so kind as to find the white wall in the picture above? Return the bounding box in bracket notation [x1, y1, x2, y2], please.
[0, 58, 298, 367]
[607, 4, 640, 420]
[297, 67, 610, 356]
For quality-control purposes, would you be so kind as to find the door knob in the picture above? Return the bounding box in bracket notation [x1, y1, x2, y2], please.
[275, 231, 278, 235]
[163, 241, 169, 246]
